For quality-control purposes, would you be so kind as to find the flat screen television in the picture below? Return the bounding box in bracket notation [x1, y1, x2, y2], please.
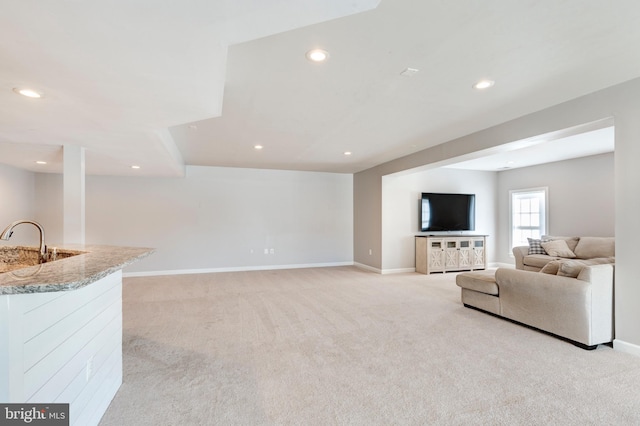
[420, 192, 475, 232]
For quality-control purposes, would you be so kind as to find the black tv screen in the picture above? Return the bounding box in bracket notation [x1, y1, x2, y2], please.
[420, 193, 475, 232]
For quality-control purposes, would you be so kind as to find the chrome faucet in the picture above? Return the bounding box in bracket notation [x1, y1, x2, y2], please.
[0, 220, 47, 262]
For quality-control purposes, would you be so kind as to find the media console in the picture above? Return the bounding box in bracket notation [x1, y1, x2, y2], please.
[415, 235, 487, 274]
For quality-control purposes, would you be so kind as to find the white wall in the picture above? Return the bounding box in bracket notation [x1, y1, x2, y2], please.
[382, 168, 497, 272]
[380, 152, 614, 271]
[0, 164, 38, 246]
[34, 173, 63, 245]
[36, 165, 354, 274]
[496, 153, 614, 264]
[614, 109, 640, 355]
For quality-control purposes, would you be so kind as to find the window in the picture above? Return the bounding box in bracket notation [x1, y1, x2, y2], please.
[510, 188, 548, 251]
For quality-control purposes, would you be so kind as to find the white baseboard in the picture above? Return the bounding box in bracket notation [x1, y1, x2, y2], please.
[353, 262, 382, 274]
[126, 262, 510, 278]
[354, 263, 416, 274]
[381, 267, 416, 274]
[124, 261, 514, 278]
[123, 261, 354, 278]
[613, 339, 640, 357]
[358, 264, 508, 275]
[491, 262, 515, 269]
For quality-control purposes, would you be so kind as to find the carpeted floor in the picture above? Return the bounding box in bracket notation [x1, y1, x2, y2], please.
[100, 266, 640, 425]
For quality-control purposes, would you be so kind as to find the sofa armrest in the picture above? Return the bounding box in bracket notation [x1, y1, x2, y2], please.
[512, 246, 529, 270]
[577, 264, 615, 343]
[495, 267, 613, 346]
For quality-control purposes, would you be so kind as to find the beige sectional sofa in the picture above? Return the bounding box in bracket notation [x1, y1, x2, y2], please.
[513, 236, 615, 271]
[456, 236, 615, 349]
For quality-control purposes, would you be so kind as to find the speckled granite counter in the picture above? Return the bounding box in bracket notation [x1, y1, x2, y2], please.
[0, 244, 153, 294]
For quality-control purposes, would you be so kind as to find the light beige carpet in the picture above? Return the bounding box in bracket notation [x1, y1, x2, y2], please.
[100, 267, 640, 425]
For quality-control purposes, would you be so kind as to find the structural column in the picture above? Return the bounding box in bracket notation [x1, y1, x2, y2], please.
[63, 145, 85, 244]
[614, 109, 640, 353]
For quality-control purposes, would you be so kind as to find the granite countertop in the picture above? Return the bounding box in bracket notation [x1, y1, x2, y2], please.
[0, 244, 154, 295]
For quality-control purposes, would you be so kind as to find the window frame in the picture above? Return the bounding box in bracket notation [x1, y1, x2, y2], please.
[509, 187, 549, 255]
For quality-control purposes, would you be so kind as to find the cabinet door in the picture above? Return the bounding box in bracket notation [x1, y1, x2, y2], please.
[444, 239, 459, 270]
[427, 239, 444, 272]
[458, 239, 472, 269]
[472, 238, 486, 269]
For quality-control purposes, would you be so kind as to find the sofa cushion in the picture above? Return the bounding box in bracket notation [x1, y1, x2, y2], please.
[540, 260, 561, 274]
[456, 270, 498, 295]
[523, 254, 559, 269]
[573, 237, 615, 259]
[541, 240, 576, 258]
[557, 260, 586, 278]
[556, 257, 616, 278]
[527, 237, 548, 255]
[542, 235, 580, 252]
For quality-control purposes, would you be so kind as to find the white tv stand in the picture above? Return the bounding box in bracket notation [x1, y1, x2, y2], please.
[415, 235, 487, 274]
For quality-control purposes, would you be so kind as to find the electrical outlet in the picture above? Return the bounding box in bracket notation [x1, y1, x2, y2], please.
[269, 248, 275, 254]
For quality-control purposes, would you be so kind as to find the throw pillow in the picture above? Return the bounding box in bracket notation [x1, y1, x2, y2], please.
[573, 237, 615, 259]
[557, 260, 586, 278]
[527, 237, 547, 255]
[540, 240, 576, 258]
[540, 260, 561, 274]
[542, 236, 580, 252]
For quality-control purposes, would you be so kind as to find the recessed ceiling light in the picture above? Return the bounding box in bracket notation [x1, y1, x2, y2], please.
[344, 151, 352, 156]
[35, 161, 47, 165]
[13, 88, 43, 98]
[254, 145, 263, 150]
[306, 49, 329, 63]
[473, 79, 495, 90]
[131, 165, 141, 169]
[188, 125, 198, 130]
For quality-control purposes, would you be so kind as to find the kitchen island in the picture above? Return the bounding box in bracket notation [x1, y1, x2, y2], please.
[0, 244, 153, 426]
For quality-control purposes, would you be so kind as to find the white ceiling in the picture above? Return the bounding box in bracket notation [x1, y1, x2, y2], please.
[445, 126, 615, 172]
[1, 1, 639, 177]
